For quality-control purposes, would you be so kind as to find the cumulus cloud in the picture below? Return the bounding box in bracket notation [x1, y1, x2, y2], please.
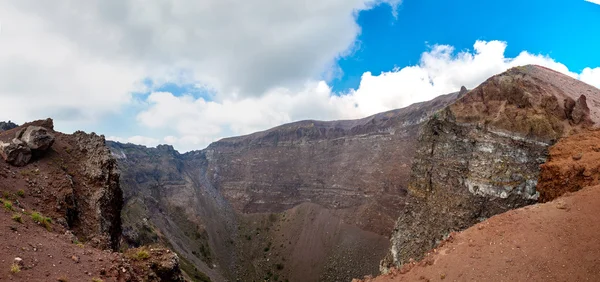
[581, 67, 600, 88]
[585, 0, 600, 6]
[2, 0, 399, 99]
[133, 40, 600, 152]
[1, 2, 599, 153]
[0, 4, 146, 128]
[0, 0, 400, 132]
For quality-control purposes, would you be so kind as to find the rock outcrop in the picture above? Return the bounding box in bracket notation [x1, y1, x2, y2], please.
[0, 120, 18, 132]
[356, 184, 600, 282]
[0, 119, 121, 249]
[109, 92, 462, 281]
[21, 125, 55, 151]
[0, 139, 32, 166]
[0, 119, 184, 281]
[69, 131, 123, 250]
[0, 121, 55, 166]
[382, 65, 600, 270]
[537, 129, 600, 202]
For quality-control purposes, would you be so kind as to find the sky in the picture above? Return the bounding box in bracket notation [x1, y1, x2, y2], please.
[0, 0, 599, 152]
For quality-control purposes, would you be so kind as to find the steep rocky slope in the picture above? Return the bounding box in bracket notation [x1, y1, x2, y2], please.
[356, 184, 600, 282]
[360, 128, 600, 281]
[205, 92, 460, 236]
[108, 65, 600, 281]
[382, 65, 600, 270]
[109, 91, 462, 281]
[0, 119, 185, 281]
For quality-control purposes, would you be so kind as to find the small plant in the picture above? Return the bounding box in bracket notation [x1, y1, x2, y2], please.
[2, 191, 9, 199]
[10, 263, 20, 274]
[72, 238, 84, 248]
[3, 200, 13, 211]
[17, 190, 25, 198]
[134, 249, 150, 260]
[12, 214, 22, 223]
[31, 211, 52, 230]
[31, 211, 43, 222]
[92, 278, 103, 282]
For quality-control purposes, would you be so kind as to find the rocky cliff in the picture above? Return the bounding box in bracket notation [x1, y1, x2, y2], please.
[357, 128, 600, 282]
[106, 65, 600, 281]
[382, 65, 600, 270]
[0, 119, 185, 281]
[109, 91, 462, 281]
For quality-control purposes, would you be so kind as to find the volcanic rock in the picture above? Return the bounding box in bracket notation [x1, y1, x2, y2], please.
[21, 125, 55, 151]
[0, 140, 32, 166]
[109, 91, 463, 281]
[0, 120, 18, 132]
[382, 65, 600, 270]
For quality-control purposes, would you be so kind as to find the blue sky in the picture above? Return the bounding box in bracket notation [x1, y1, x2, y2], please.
[333, 0, 600, 92]
[1, 0, 599, 151]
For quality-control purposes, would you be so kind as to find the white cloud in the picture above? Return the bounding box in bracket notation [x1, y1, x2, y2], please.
[1, 0, 399, 100]
[581, 67, 600, 88]
[0, 4, 146, 128]
[0, 0, 400, 132]
[585, 0, 600, 6]
[1, 2, 599, 153]
[133, 40, 600, 152]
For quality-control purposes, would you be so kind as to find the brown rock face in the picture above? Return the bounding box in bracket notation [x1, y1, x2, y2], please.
[383, 65, 600, 270]
[0, 119, 122, 251]
[205, 92, 460, 236]
[110, 92, 462, 281]
[537, 129, 600, 202]
[125, 247, 186, 282]
[69, 131, 123, 250]
[0, 119, 184, 281]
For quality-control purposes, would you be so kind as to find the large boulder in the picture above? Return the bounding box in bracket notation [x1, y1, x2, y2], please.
[21, 126, 55, 151]
[0, 140, 32, 166]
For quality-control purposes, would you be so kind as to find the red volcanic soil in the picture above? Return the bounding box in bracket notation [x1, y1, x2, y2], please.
[357, 184, 600, 282]
[0, 211, 121, 282]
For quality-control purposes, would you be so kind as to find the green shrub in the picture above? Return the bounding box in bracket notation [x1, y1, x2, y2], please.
[31, 211, 52, 230]
[134, 249, 150, 260]
[12, 214, 22, 223]
[3, 200, 12, 211]
[10, 263, 20, 274]
[17, 190, 25, 198]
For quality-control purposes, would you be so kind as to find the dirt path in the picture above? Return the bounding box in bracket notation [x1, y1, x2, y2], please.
[358, 185, 600, 282]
